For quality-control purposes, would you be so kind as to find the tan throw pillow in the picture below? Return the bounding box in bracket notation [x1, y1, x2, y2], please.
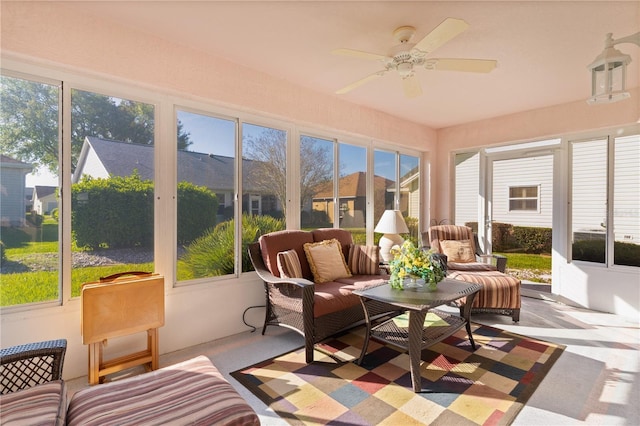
[440, 240, 476, 263]
[303, 239, 352, 283]
[348, 244, 380, 275]
[276, 250, 303, 278]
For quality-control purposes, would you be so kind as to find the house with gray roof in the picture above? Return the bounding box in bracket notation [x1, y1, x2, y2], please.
[72, 137, 280, 217]
[0, 155, 32, 226]
[33, 186, 58, 215]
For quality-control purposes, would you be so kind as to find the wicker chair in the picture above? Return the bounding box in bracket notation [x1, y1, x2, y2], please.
[424, 225, 507, 273]
[425, 225, 521, 322]
[1, 339, 68, 426]
[0, 339, 67, 395]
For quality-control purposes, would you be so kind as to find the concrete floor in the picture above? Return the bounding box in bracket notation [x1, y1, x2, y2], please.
[68, 291, 639, 425]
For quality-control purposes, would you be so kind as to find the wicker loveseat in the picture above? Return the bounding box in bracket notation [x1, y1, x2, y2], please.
[0, 339, 259, 426]
[248, 228, 403, 363]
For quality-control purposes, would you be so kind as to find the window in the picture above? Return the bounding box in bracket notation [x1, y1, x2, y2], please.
[571, 134, 640, 267]
[373, 149, 420, 245]
[175, 109, 235, 281]
[454, 152, 480, 226]
[0, 74, 61, 307]
[70, 89, 155, 294]
[508, 186, 539, 211]
[339, 143, 367, 244]
[613, 135, 640, 267]
[300, 135, 334, 229]
[241, 123, 287, 272]
[400, 154, 420, 242]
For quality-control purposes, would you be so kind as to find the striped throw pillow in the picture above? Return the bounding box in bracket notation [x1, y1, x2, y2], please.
[276, 250, 303, 278]
[348, 244, 380, 275]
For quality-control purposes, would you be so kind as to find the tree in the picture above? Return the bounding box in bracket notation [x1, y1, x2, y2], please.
[0, 75, 192, 174]
[243, 130, 332, 216]
[0, 76, 59, 173]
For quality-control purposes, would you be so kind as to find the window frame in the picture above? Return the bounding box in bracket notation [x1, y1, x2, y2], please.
[507, 185, 540, 212]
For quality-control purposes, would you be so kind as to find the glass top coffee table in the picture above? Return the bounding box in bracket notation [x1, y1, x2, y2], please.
[353, 278, 482, 392]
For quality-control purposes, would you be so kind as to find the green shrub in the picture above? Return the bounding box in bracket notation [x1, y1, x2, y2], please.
[572, 239, 605, 263]
[572, 239, 640, 266]
[72, 173, 154, 249]
[26, 211, 44, 226]
[72, 174, 217, 249]
[513, 226, 552, 254]
[614, 241, 640, 267]
[180, 213, 284, 279]
[50, 208, 59, 222]
[177, 181, 218, 245]
[0, 241, 5, 262]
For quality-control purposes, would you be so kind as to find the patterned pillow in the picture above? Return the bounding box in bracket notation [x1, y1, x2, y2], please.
[303, 239, 352, 283]
[440, 239, 476, 263]
[276, 250, 303, 278]
[347, 244, 380, 275]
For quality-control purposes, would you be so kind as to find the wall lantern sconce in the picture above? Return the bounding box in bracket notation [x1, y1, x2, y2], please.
[587, 32, 640, 105]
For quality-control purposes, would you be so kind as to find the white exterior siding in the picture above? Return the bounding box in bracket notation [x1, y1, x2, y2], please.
[572, 140, 607, 236]
[492, 155, 553, 228]
[613, 135, 640, 245]
[454, 152, 480, 226]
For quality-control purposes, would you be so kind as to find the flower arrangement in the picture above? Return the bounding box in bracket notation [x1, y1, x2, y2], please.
[388, 240, 446, 290]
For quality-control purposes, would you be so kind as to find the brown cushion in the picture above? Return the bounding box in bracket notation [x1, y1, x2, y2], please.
[311, 228, 353, 259]
[303, 239, 352, 283]
[347, 244, 380, 275]
[259, 230, 314, 278]
[312, 280, 360, 317]
[277, 250, 303, 278]
[440, 239, 476, 263]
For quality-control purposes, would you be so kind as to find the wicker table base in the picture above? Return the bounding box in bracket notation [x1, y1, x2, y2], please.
[354, 279, 481, 392]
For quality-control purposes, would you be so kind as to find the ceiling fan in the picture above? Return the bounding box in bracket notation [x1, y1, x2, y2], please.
[332, 18, 497, 98]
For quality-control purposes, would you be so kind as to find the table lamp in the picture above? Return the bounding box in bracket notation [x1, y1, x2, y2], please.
[374, 210, 409, 262]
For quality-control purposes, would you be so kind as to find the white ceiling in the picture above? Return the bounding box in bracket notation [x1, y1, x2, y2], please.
[71, 1, 639, 129]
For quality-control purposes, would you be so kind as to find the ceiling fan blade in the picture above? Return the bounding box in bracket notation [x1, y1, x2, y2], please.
[335, 70, 386, 94]
[427, 58, 497, 73]
[331, 48, 388, 61]
[402, 75, 422, 98]
[413, 17, 469, 53]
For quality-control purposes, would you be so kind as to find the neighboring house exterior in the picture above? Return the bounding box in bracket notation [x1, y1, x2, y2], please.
[455, 149, 639, 245]
[73, 137, 279, 217]
[310, 171, 399, 228]
[32, 185, 58, 215]
[0, 155, 32, 226]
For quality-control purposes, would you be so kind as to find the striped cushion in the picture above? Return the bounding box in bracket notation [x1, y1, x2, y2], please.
[277, 249, 303, 278]
[449, 271, 521, 310]
[348, 244, 380, 275]
[0, 380, 66, 426]
[67, 355, 259, 426]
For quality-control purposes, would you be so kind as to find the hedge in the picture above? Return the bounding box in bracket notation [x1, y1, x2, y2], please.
[72, 174, 217, 249]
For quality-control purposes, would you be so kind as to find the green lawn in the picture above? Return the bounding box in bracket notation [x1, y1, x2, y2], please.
[497, 252, 551, 271]
[0, 263, 153, 306]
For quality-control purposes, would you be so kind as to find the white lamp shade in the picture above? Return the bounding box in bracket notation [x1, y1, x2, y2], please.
[375, 210, 409, 262]
[374, 210, 409, 234]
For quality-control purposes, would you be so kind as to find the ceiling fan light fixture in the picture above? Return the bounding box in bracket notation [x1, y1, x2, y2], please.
[396, 62, 414, 78]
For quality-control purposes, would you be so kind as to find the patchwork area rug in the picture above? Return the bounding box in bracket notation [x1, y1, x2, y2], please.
[231, 317, 565, 425]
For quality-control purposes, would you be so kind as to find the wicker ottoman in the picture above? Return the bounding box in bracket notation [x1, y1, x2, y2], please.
[448, 270, 521, 322]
